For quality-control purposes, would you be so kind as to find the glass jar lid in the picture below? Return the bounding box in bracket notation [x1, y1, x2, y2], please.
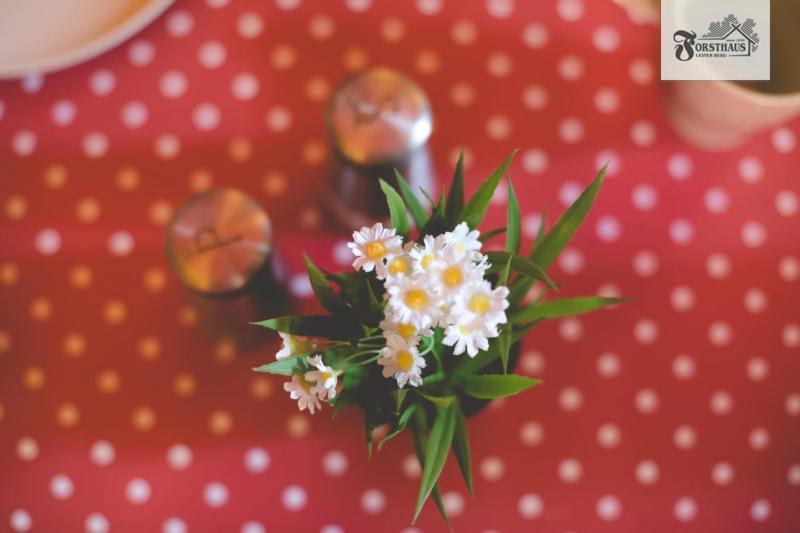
[165, 188, 272, 294]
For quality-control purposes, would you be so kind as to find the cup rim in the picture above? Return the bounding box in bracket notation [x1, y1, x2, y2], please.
[712, 78, 800, 107]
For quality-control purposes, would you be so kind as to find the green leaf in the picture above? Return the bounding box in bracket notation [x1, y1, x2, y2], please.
[428, 327, 445, 370]
[362, 396, 392, 459]
[512, 296, 628, 324]
[251, 315, 359, 340]
[452, 341, 501, 377]
[363, 407, 374, 459]
[445, 149, 465, 226]
[394, 169, 428, 229]
[507, 281, 530, 309]
[430, 484, 449, 528]
[451, 404, 474, 496]
[459, 150, 517, 229]
[303, 254, 348, 314]
[365, 280, 385, 327]
[498, 252, 513, 287]
[479, 227, 506, 243]
[379, 178, 410, 239]
[508, 209, 546, 307]
[252, 357, 306, 376]
[328, 271, 363, 302]
[420, 192, 446, 238]
[534, 206, 548, 248]
[417, 392, 455, 408]
[393, 388, 409, 413]
[332, 369, 365, 420]
[409, 418, 451, 529]
[505, 176, 521, 254]
[378, 403, 417, 450]
[511, 319, 544, 343]
[329, 271, 385, 325]
[497, 326, 511, 374]
[420, 187, 437, 210]
[331, 389, 356, 420]
[508, 273, 549, 309]
[460, 374, 540, 399]
[484, 252, 556, 289]
[413, 404, 458, 523]
[531, 164, 606, 269]
[421, 373, 445, 387]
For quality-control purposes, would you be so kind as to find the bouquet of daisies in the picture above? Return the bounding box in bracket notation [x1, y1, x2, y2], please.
[254, 151, 622, 525]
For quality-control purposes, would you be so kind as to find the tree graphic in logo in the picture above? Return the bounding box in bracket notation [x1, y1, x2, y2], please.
[701, 14, 759, 53]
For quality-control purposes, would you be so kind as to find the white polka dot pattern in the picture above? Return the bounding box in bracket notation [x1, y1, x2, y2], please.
[0, 0, 798, 531]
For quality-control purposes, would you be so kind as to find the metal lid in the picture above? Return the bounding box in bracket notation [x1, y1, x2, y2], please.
[165, 188, 272, 294]
[327, 67, 433, 166]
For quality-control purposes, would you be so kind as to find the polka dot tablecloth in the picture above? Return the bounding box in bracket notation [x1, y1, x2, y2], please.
[1, 0, 799, 532]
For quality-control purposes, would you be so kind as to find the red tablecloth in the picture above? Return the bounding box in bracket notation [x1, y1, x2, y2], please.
[1, 0, 799, 532]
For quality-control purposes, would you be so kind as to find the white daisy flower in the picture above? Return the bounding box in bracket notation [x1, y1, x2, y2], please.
[385, 274, 442, 330]
[304, 355, 340, 400]
[428, 246, 487, 296]
[347, 222, 403, 278]
[443, 319, 494, 357]
[442, 222, 482, 260]
[408, 235, 446, 274]
[276, 332, 315, 360]
[450, 279, 510, 328]
[379, 313, 431, 345]
[384, 244, 415, 280]
[283, 374, 322, 414]
[378, 333, 427, 388]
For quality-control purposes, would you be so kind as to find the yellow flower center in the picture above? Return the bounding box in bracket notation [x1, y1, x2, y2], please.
[405, 289, 428, 310]
[388, 257, 410, 276]
[396, 350, 415, 372]
[468, 294, 491, 314]
[299, 375, 315, 392]
[397, 323, 416, 339]
[442, 266, 464, 287]
[365, 241, 386, 260]
[420, 254, 435, 270]
[321, 372, 333, 382]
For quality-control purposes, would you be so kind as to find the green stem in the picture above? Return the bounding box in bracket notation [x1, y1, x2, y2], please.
[341, 349, 378, 363]
[327, 340, 352, 348]
[358, 340, 386, 349]
[353, 354, 381, 367]
[418, 341, 434, 357]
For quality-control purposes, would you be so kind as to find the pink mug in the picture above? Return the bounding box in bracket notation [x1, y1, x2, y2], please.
[664, 80, 800, 151]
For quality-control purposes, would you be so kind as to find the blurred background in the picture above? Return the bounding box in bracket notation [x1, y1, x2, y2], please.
[1, 0, 799, 532]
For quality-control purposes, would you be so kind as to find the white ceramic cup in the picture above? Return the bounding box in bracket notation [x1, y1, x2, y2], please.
[616, 0, 800, 151]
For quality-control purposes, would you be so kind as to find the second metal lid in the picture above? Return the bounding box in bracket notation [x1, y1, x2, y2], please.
[327, 67, 433, 166]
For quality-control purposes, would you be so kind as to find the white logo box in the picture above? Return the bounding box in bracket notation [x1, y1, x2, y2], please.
[661, 0, 770, 80]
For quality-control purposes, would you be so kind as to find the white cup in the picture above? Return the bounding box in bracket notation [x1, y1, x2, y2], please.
[617, 0, 800, 151]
